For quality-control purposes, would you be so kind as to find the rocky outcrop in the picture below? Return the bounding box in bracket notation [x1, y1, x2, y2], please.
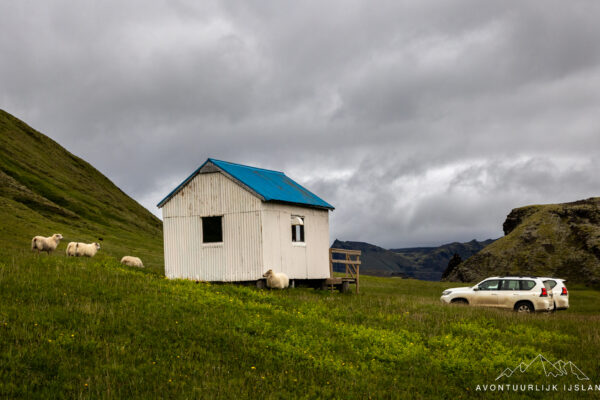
[444, 198, 600, 286]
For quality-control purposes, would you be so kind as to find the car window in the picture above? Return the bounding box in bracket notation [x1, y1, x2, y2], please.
[479, 280, 501, 290]
[519, 280, 536, 290]
[501, 280, 520, 290]
[544, 280, 557, 289]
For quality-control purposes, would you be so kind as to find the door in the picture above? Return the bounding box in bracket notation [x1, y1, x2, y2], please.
[472, 279, 501, 306]
[498, 279, 521, 309]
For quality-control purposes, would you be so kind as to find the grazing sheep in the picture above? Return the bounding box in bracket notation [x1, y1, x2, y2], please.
[66, 242, 101, 257]
[262, 269, 289, 289]
[31, 234, 63, 254]
[120, 256, 144, 268]
[65, 242, 77, 256]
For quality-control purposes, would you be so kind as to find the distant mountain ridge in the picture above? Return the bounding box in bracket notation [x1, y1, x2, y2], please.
[444, 197, 600, 285]
[331, 238, 495, 281]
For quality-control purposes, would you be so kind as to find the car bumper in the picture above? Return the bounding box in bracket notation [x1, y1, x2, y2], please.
[440, 295, 452, 304]
[554, 297, 569, 310]
[535, 298, 555, 312]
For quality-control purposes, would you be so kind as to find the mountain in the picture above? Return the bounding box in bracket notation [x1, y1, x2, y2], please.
[0, 109, 163, 272]
[331, 239, 494, 280]
[443, 198, 600, 285]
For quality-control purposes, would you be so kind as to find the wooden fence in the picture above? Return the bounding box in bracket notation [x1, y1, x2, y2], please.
[328, 248, 361, 293]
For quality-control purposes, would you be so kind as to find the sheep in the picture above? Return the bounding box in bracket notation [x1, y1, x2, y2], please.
[66, 242, 101, 257]
[120, 256, 144, 268]
[65, 242, 77, 256]
[31, 234, 63, 254]
[262, 269, 289, 289]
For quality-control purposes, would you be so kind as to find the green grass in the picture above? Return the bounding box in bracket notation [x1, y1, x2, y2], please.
[1, 252, 599, 399]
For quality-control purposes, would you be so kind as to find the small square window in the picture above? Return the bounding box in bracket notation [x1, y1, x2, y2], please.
[291, 216, 304, 243]
[202, 216, 223, 243]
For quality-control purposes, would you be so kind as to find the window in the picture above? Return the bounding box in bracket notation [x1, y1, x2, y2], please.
[501, 280, 520, 290]
[544, 280, 557, 289]
[202, 216, 223, 243]
[519, 280, 536, 291]
[291, 216, 304, 243]
[478, 280, 500, 290]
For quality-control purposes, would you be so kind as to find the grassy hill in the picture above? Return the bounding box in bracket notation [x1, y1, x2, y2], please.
[444, 198, 600, 286]
[332, 239, 494, 280]
[0, 109, 163, 272]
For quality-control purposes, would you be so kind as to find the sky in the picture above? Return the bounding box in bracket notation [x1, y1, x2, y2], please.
[2, 1, 600, 248]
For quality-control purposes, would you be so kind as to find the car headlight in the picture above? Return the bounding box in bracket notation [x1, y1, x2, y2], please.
[442, 290, 452, 296]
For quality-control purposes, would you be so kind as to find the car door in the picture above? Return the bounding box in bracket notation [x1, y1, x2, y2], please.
[498, 279, 521, 309]
[472, 279, 501, 306]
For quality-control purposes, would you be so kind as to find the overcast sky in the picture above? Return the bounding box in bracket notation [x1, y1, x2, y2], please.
[2, 1, 600, 248]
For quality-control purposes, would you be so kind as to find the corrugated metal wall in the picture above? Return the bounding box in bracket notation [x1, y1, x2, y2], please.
[162, 172, 263, 281]
[261, 204, 330, 279]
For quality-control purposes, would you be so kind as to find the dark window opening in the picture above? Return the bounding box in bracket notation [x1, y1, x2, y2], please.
[291, 216, 304, 243]
[202, 216, 223, 243]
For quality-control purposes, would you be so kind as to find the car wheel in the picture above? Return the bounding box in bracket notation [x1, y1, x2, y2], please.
[515, 302, 534, 313]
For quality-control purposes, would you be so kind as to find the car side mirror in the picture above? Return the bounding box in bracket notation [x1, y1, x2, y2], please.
[473, 287, 480, 291]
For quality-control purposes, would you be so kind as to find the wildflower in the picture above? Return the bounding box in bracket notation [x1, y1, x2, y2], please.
[84, 384, 88, 387]
[251, 366, 256, 370]
[152, 362, 156, 365]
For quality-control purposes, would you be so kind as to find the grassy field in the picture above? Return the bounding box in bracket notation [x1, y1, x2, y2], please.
[1, 251, 599, 399]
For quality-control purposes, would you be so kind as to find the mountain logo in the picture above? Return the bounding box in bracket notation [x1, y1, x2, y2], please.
[496, 354, 589, 381]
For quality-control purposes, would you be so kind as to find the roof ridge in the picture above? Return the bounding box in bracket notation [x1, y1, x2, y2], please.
[209, 158, 284, 175]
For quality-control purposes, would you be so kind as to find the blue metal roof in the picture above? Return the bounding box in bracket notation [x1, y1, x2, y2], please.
[157, 158, 334, 210]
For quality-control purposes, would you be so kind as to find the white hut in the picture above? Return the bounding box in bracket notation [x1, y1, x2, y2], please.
[157, 158, 334, 283]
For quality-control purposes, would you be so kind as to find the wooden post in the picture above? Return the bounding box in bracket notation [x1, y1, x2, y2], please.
[355, 255, 360, 294]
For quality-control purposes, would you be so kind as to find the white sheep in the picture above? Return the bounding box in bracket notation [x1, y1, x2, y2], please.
[66, 242, 100, 257]
[65, 242, 77, 256]
[262, 269, 289, 289]
[31, 234, 63, 254]
[120, 256, 144, 268]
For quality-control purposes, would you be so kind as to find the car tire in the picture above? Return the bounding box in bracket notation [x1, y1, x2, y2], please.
[514, 301, 534, 313]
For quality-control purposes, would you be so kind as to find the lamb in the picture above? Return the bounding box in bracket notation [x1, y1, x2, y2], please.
[120, 256, 144, 268]
[262, 269, 289, 289]
[31, 234, 63, 254]
[66, 242, 100, 257]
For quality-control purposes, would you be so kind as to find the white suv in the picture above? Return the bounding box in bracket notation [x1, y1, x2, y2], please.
[539, 277, 569, 310]
[440, 277, 554, 312]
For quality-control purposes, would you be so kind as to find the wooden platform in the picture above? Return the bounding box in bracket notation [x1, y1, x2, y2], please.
[323, 277, 356, 293]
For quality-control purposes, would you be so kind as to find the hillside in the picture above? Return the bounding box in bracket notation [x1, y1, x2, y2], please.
[331, 239, 494, 280]
[0, 110, 163, 272]
[444, 198, 600, 285]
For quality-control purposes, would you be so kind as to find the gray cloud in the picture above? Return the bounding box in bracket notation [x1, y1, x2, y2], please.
[2, 0, 600, 248]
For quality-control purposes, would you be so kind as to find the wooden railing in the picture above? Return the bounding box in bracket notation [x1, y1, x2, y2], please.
[329, 248, 361, 293]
